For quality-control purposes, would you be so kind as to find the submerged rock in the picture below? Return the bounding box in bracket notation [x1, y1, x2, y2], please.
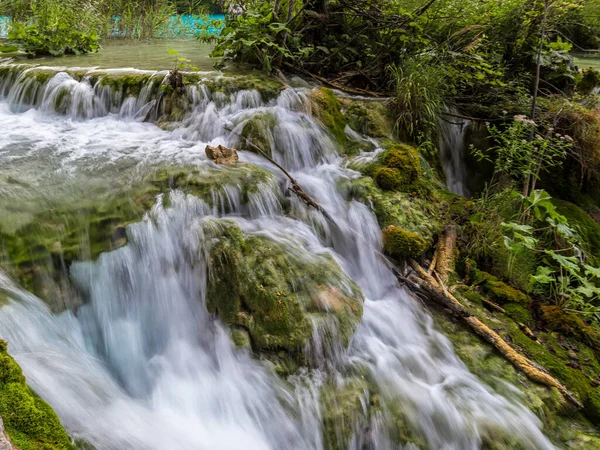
[204, 220, 363, 365]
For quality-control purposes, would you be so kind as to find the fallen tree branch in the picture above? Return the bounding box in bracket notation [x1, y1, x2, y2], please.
[283, 62, 385, 98]
[405, 259, 583, 409]
[435, 224, 456, 285]
[224, 126, 333, 222]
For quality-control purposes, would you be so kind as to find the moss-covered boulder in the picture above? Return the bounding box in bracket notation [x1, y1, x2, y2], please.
[373, 167, 402, 191]
[0, 340, 74, 450]
[205, 220, 363, 363]
[382, 225, 427, 259]
[320, 375, 427, 450]
[342, 100, 392, 137]
[308, 88, 347, 143]
[350, 176, 443, 246]
[382, 144, 421, 183]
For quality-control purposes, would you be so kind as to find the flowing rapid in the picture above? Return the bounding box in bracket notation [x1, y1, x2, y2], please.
[0, 61, 555, 449]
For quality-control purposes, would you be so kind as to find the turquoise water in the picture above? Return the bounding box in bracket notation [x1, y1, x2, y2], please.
[0, 16, 8, 37]
[0, 14, 224, 38]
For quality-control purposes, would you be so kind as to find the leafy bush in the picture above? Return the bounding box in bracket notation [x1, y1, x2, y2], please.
[8, 0, 103, 56]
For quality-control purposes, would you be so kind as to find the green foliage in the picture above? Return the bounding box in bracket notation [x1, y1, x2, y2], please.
[0, 340, 74, 450]
[474, 115, 572, 196]
[8, 0, 102, 56]
[499, 190, 600, 324]
[387, 57, 445, 141]
[101, 0, 178, 39]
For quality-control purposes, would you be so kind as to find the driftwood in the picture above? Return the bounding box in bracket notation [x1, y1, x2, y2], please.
[405, 259, 583, 409]
[224, 126, 333, 222]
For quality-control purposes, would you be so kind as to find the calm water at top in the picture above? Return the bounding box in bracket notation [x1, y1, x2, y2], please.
[28, 39, 218, 71]
[574, 53, 600, 70]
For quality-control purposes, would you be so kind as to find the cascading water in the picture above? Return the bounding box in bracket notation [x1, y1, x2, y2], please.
[438, 109, 471, 197]
[0, 61, 556, 449]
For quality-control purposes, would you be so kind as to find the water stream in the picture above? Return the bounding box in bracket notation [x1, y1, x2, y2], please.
[0, 61, 556, 449]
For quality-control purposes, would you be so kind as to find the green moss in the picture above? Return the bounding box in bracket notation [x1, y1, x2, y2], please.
[239, 112, 277, 156]
[308, 87, 347, 144]
[343, 100, 392, 137]
[0, 340, 74, 450]
[98, 72, 153, 97]
[206, 220, 363, 358]
[382, 144, 420, 183]
[465, 261, 530, 304]
[541, 305, 600, 351]
[350, 176, 443, 244]
[503, 303, 534, 327]
[382, 225, 427, 259]
[373, 167, 402, 191]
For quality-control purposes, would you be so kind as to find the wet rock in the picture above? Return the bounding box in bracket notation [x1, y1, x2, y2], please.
[205, 145, 239, 165]
[0, 418, 16, 450]
[204, 220, 363, 361]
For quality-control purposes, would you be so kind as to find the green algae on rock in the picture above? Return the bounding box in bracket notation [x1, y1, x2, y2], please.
[0, 340, 74, 450]
[204, 220, 363, 362]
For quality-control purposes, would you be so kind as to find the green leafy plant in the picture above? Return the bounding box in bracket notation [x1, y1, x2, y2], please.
[8, 0, 102, 56]
[501, 189, 600, 323]
[474, 115, 573, 197]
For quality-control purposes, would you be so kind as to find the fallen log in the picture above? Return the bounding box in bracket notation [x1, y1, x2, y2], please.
[405, 258, 583, 409]
[435, 224, 457, 285]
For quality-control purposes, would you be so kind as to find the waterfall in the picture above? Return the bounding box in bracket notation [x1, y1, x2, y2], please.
[438, 109, 470, 197]
[0, 63, 556, 449]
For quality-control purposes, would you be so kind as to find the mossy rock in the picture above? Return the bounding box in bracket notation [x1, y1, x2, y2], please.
[200, 73, 283, 102]
[373, 167, 402, 191]
[0, 340, 75, 450]
[320, 375, 427, 450]
[431, 298, 600, 446]
[98, 72, 154, 97]
[382, 225, 427, 259]
[342, 100, 392, 137]
[350, 176, 443, 245]
[382, 144, 420, 183]
[205, 220, 363, 359]
[239, 112, 277, 156]
[308, 87, 347, 144]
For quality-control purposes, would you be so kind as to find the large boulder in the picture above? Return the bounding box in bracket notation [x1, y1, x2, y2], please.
[204, 220, 363, 365]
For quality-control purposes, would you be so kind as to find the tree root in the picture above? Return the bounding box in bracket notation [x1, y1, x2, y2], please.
[405, 259, 583, 409]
